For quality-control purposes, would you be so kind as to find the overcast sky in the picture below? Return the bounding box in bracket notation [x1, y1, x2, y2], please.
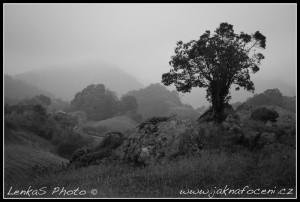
[4, 3, 297, 87]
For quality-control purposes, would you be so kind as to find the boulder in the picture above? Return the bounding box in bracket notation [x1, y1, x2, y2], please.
[69, 131, 126, 168]
[241, 131, 261, 150]
[197, 104, 235, 123]
[115, 117, 206, 166]
[259, 132, 276, 145]
[222, 114, 242, 135]
[69, 117, 208, 167]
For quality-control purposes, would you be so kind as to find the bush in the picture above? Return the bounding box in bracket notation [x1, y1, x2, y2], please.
[69, 131, 125, 168]
[243, 119, 269, 133]
[54, 129, 88, 159]
[250, 107, 279, 123]
[95, 131, 125, 151]
[4, 105, 54, 140]
[138, 116, 171, 130]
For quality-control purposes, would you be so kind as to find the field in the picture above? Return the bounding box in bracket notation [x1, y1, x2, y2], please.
[4, 130, 68, 184]
[4, 149, 296, 198]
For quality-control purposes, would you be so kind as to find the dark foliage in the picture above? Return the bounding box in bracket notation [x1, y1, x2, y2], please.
[138, 116, 171, 131]
[69, 132, 125, 168]
[162, 22, 266, 121]
[71, 84, 120, 121]
[126, 83, 182, 119]
[70, 84, 143, 121]
[250, 107, 279, 123]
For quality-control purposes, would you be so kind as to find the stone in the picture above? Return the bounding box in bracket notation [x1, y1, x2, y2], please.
[115, 117, 206, 166]
[241, 131, 261, 150]
[260, 132, 276, 145]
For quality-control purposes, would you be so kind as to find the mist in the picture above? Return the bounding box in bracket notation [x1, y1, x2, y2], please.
[4, 4, 297, 198]
[4, 3, 296, 108]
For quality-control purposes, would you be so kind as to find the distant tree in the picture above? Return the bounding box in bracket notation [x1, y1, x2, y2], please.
[35, 94, 51, 106]
[250, 107, 279, 123]
[126, 83, 183, 119]
[162, 22, 266, 122]
[53, 112, 78, 129]
[120, 95, 139, 113]
[18, 94, 51, 107]
[119, 95, 143, 122]
[71, 84, 119, 121]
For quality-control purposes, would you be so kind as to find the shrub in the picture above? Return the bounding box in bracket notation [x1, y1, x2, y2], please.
[69, 131, 125, 168]
[4, 105, 54, 140]
[138, 116, 171, 130]
[95, 131, 125, 151]
[243, 119, 269, 133]
[250, 107, 279, 123]
[81, 125, 108, 137]
[55, 129, 88, 159]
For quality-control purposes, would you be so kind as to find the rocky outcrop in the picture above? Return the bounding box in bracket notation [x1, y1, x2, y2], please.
[197, 104, 235, 123]
[259, 132, 276, 145]
[114, 117, 205, 166]
[69, 110, 294, 169]
[70, 117, 208, 167]
[69, 132, 126, 168]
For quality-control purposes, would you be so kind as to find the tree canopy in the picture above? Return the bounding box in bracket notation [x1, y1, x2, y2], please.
[70, 84, 143, 121]
[126, 83, 183, 119]
[71, 84, 119, 121]
[162, 22, 266, 121]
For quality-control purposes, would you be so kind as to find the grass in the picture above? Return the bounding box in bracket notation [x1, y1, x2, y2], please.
[4, 148, 295, 198]
[4, 105, 296, 198]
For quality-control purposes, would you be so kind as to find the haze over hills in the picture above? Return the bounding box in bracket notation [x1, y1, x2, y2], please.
[4, 74, 54, 104]
[14, 62, 144, 101]
[10, 63, 296, 110]
[179, 77, 296, 108]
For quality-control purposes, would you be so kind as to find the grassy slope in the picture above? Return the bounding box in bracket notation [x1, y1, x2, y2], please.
[4, 130, 68, 185]
[4, 149, 295, 198]
[81, 116, 138, 137]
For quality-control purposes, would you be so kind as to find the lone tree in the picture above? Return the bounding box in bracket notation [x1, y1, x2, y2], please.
[162, 22, 266, 122]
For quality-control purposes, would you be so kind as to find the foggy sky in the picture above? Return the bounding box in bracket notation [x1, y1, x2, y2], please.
[4, 4, 297, 90]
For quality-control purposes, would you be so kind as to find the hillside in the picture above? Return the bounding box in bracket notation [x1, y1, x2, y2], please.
[243, 89, 296, 112]
[4, 74, 54, 104]
[81, 116, 139, 137]
[5, 130, 68, 183]
[14, 63, 144, 101]
[181, 78, 296, 108]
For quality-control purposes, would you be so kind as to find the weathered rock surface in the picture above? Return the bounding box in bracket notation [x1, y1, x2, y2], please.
[69, 132, 126, 168]
[197, 104, 235, 123]
[260, 132, 276, 145]
[114, 117, 205, 166]
[70, 117, 207, 167]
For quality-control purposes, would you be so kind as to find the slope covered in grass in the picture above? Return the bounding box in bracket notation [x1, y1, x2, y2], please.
[4, 149, 295, 198]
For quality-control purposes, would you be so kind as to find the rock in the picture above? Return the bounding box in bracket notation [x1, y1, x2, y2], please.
[197, 108, 217, 123]
[241, 131, 261, 150]
[260, 132, 276, 145]
[228, 125, 242, 135]
[222, 114, 241, 133]
[69, 147, 88, 164]
[265, 121, 274, 128]
[116, 117, 206, 166]
[197, 104, 235, 123]
[69, 131, 126, 168]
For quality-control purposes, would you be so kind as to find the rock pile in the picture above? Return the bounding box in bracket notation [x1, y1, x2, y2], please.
[70, 117, 207, 167]
[115, 117, 205, 166]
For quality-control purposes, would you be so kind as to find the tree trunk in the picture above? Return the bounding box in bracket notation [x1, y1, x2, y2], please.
[211, 90, 226, 122]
